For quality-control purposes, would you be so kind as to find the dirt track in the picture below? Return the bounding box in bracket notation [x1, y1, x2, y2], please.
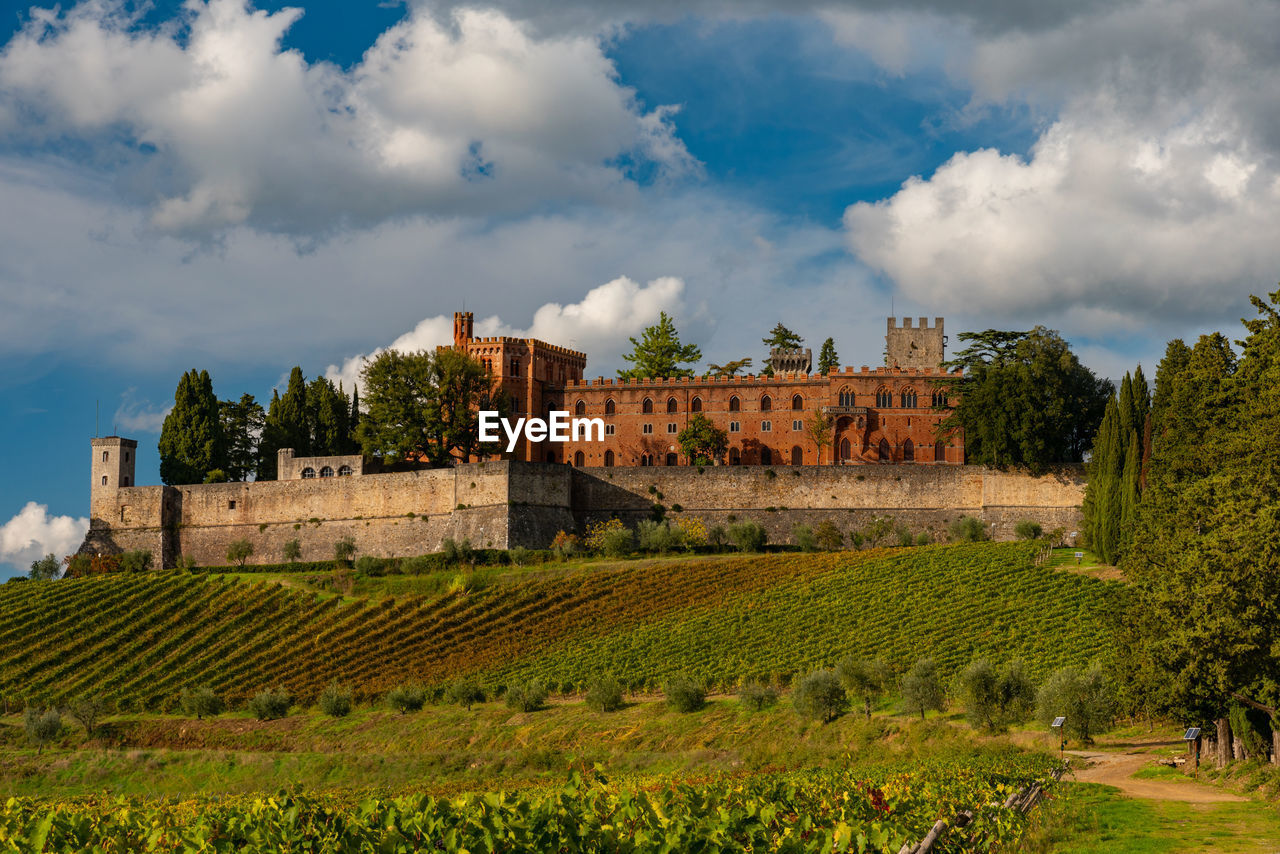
[1069, 746, 1246, 803]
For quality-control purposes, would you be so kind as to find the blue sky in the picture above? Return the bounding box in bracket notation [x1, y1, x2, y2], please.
[3, 0, 1277, 576]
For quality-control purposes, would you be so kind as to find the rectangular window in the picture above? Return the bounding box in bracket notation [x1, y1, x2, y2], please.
[762, 420, 772, 432]
[643, 423, 653, 434]
[101, 475, 107, 486]
[729, 421, 740, 433]
[228, 500, 237, 510]
[667, 423, 678, 433]
[792, 420, 803, 431]
[605, 424, 615, 436]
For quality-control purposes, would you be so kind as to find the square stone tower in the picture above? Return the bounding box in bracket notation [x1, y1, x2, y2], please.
[90, 436, 137, 520]
[886, 317, 945, 370]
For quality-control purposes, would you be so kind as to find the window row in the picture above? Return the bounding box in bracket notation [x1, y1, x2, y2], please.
[300, 465, 354, 479]
[574, 389, 946, 415]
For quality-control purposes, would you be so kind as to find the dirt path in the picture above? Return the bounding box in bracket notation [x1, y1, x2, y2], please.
[1069, 746, 1246, 803]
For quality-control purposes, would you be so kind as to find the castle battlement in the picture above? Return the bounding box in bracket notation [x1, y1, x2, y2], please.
[560, 365, 959, 388]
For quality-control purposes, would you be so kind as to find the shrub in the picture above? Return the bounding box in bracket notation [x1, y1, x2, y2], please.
[248, 687, 293, 721]
[861, 517, 893, 547]
[69, 695, 110, 737]
[637, 520, 682, 554]
[849, 531, 866, 549]
[792, 524, 817, 552]
[508, 546, 534, 566]
[836, 657, 890, 721]
[814, 521, 844, 551]
[319, 683, 354, 718]
[179, 686, 224, 720]
[550, 531, 580, 560]
[1036, 663, 1115, 745]
[915, 532, 932, 546]
[441, 537, 475, 565]
[282, 539, 302, 562]
[399, 555, 433, 574]
[333, 537, 357, 565]
[663, 675, 706, 712]
[901, 658, 946, 720]
[793, 669, 848, 723]
[738, 683, 779, 711]
[585, 676, 625, 712]
[387, 684, 426, 714]
[226, 540, 254, 568]
[176, 554, 199, 572]
[505, 680, 548, 713]
[354, 555, 386, 576]
[587, 519, 636, 557]
[672, 516, 708, 548]
[895, 524, 914, 547]
[707, 525, 729, 550]
[1014, 520, 1044, 540]
[23, 707, 64, 753]
[447, 679, 486, 711]
[728, 521, 768, 553]
[948, 516, 988, 543]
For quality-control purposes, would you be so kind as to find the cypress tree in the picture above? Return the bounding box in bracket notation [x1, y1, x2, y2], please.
[817, 337, 839, 374]
[348, 387, 361, 454]
[158, 369, 226, 485]
[256, 389, 283, 481]
[275, 367, 311, 456]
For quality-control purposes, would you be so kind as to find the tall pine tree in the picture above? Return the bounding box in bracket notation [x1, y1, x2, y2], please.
[817, 337, 839, 374]
[158, 369, 226, 485]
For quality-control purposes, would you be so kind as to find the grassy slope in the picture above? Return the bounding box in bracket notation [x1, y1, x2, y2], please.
[0, 543, 1122, 710]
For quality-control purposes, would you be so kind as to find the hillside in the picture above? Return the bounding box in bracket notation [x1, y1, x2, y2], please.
[0, 543, 1122, 710]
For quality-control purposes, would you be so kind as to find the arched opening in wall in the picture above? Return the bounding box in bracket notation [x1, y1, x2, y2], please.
[760, 395, 772, 411]
[791, 446, 802, 465]
[102, 451, 109, 462]
[122, 477, 130, 486]
[729, 447, 741, 465]
[729, 396, 740, 412]
[761, 447, 772, 465]
[792, 394, 803, 410]
[691, 396, 702, 412]
[932, 390, 948, 407]
[901, 389, 918, 408]
[934, 441, 946, 462]
[547, 451, 557, 463]
[667, 397, 678, 413]
[301, 468, 316, 479]
[604, 450, 614, 467]
[574, 451, 585, 467]
[665, 452, 678, 466]
[338, 465, 353, 476]
[320, 466, 335, 478]
[605, 399, 616, 415]
[101, 475, 108, 486]
[643, 398, 654, 414]
[575, 400, 586, 416]
[903, 439, 914, 461]
[876, 387, 892, 408]
[839, 437, 851, 462]
[878, 439, 891, 462]
[838, 388, 854, 407]
[640, 454, 653, 466]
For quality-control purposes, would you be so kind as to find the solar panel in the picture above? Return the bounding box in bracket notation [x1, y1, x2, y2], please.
[1183, 727, 1201, 740]
[1051, 716, 1066, 728]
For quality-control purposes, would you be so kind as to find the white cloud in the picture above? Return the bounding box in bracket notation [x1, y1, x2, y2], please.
[0, 0, 695, 234]
[113, 388, 172, 434]
[0, 502, 88, 571]
[324, 275, 688, 390]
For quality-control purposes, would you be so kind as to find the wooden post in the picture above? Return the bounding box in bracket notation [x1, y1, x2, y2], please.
[1216, 717, 1232, 766]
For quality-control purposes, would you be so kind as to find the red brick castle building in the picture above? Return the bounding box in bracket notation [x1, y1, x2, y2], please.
[451, 311, 963, 467]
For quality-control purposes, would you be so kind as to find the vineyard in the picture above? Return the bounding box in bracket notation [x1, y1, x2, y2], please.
[0, 543, 1122, 709]
[0, 750, 1059, 853]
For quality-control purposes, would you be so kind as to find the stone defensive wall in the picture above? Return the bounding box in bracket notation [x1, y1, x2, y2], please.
[82, 462, 1082, 569]
[560, 364, 959, 388]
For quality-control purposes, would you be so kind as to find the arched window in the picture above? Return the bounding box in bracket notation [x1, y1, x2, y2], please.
[667, 397, 678, 413]
[691, 396, 702, 412]
[604, 449, 615, 467]
[761, 447, 772, 465]
[901, 389, 918, 408]
[574, 450, 585, 467]
[665, 452, 678, 466]
[839, 437, 851, 462]
[575, 400, 586, 416]
[876, 388, 892, 408]
[878, 439, 891, 462]
[932, 390, 948, 407]
[792, 394, 803, 410]
[640, 453, 652, 466]
[729, 396, 741, 412]
[729, 447, 741, 465]
[903, 439, 915, 462]
[320, 466, 335, 478]
[605, 398, 616, 415]
[301, 467, 316, 479]
[760, 395, 772, 411]
[838, 389, 854, 407]
[337, 465, 353, 476]
[791, 446, 803, 465]
[642, 398, 654, 414]
[101, 475, 108, 486]
[102, 450, 109, 462]
[935, 440, 946, 462]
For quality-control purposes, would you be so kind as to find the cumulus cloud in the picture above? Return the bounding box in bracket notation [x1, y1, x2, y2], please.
[0, 502, 88, 571]
[324, 275, 688, 390]
[113, 388, 172, 434]
[0, 0, 695, 234]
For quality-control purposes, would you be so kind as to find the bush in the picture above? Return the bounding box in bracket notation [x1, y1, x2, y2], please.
[728, 521, 768, 553]
[333, 537, 357, 565]
[1014, 520, 1044, 540]
[836, 657, 890, 721]
[23, 707, 64, 753]
[550, 531, 581, 560]
[387, 684, 426, 714]
[505, 680, 548, 713]
[814, 521, 844, 551]
[901, 658, 946, 720]
[599, 525, 638, 557]
[915, 532, 932, 546]
[248, 687, 293, 721]
[179, 686, 224, 720]
[585, 676, 625, 712]
[282, 539, 302, 562]
[949, 516, 988, 543]
[1036, 664, 1115, 745]
[68, 695, 110, 737]
[738, 683, 779, 711]
[447, 679, 486, 711]
[319, 683, 354, 718]
[663, 675, 707, 712]
[849, 531, 866, 549]
[176, 554, 199, 572]
[672, 516, 708, 548]
[354, 555, 386, 576]
[637, 520, 682, 554]
[861, 517, 893, 547]
[508, 546, 534, 567]
[895, 524, 915, 547]
[399, 555, 433, 574]
[792, 524, 817, 552]
[441, 537, 475, 565]
[226, 540, 254, 568]
[793, 669, 848, 723]
[707, 525, 729, 550]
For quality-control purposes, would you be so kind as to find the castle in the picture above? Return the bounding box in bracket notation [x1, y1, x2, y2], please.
[81, 314, 1083, 568]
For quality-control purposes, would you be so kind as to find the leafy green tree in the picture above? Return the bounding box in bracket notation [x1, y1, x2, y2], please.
[226, 540, 253, 568]
[804, 410, 833, 464]
[159, 369, 227, 485]
[1036, 664, 1115, 744]
[585, 676, 625, 712]
[282, 539, 302, 563]
[618, 312, 702, 380]
[1013, 520, 1043, 540]
[357, 350, 436, 462]
[219, 394, 265, 482]
[179, 686, 224, 719]
[938, 328, 1111, 473]
[276, 367, 312, 456]
[505, 680, 548, 713]
[837, 657, 890, 721]
[447, 679, 485, 711]
[818, 337, 839, 374]
[727, 521, 767, 552]
[814, 521, 844, 551]
[432, 347, 509, 463]
[901, 658, 945, 720]
[738, 683, 779, 711]
[762, 322, 804, 376]
[28, 554, 60, 581]
[23, 707, 63, 754]
[663, 675, 706, 712]
[387, 685, 426, 714]
[319, 683, 354, 717]
[307, 377, 352, 456]
[707, 358, 753, 377]
[677, 413, 728, 464]
[956, 658, 1035, 732]
[1081, 368, 1152, 563]
[333, 537, 356, 565]
[68, 695, 110, 737]
[248, 687, 292, 721]
[793, 669, 848, 723]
